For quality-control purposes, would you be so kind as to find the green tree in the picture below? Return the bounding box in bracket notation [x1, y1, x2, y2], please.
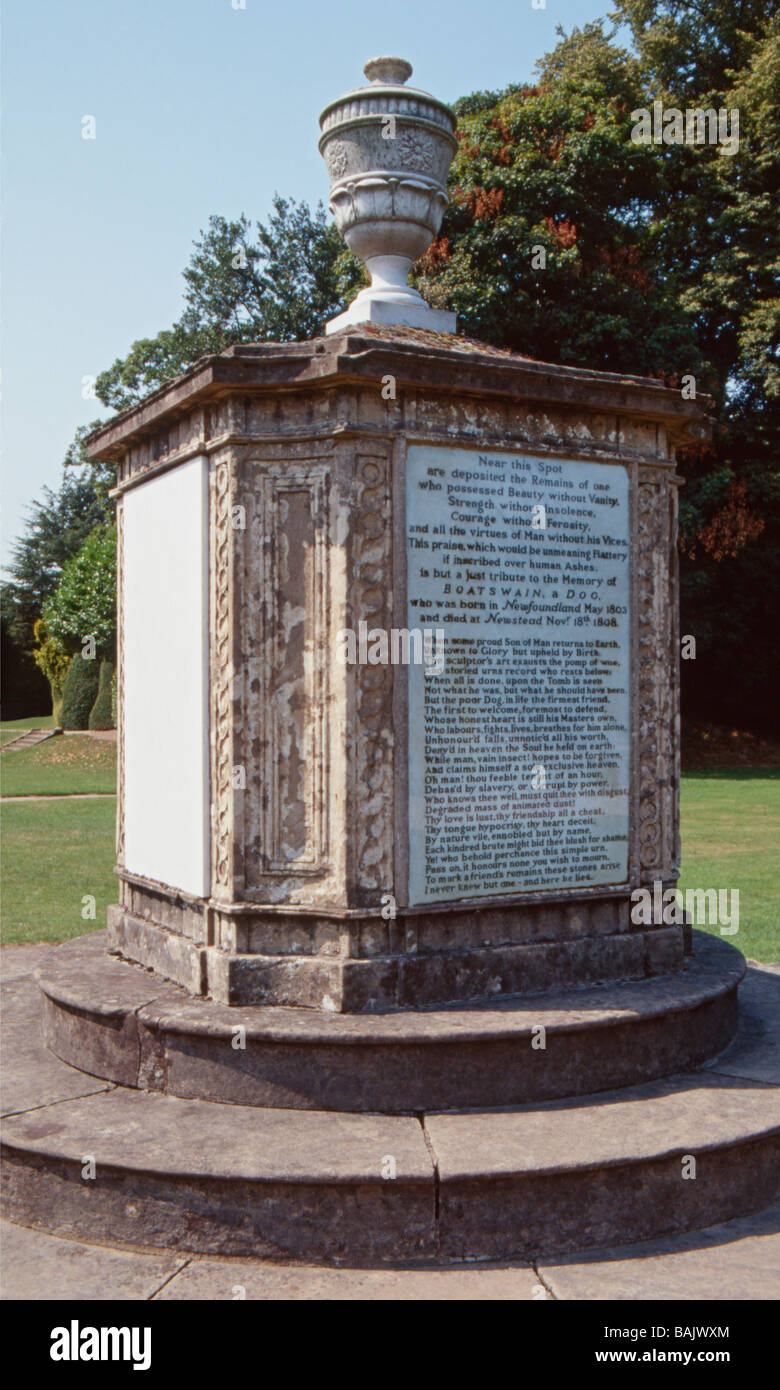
[415, 36, 704, 379]
[32, 618, 72, 724]
[0, 618, 50, 721]
[1, 456, 112, 654]
[610, 0, 772, 99]
[608, 3, 780, 730]
[43, 526, 117, 662]
[95, 198, 363, 410]
[88, 659, 115, 731]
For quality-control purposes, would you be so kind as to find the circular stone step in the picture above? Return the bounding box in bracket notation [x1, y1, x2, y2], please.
[2, 1021, 778, 1263]
[37, 931, 744, 1113]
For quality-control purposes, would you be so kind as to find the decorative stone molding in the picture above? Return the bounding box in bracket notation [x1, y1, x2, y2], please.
[210, 456, 239, 900]
[97, 332, 706, 489]
[240, 464, 331, 887]
[352, 453, 395, 902]
[637, 470, 677, 881]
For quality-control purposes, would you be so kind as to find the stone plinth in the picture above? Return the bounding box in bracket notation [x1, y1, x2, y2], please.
[89, 323, 710, 1010]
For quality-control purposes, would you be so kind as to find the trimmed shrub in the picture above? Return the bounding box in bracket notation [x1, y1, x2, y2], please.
[53, 683, 68, 726]
[32, 618, 71, 723]
[89, 660, 115, 730]
[60, 654, 100, 730]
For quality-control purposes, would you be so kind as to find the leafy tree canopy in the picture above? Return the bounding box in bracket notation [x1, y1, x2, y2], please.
[609, 0, 774, 99]
[42, 525, 117, 661]
[415, 35, 705, 380]
[1, 451, 111, 652]
[95, 198, 363, 411]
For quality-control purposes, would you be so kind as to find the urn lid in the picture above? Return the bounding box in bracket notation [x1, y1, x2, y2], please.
[318, 56, 456, 149]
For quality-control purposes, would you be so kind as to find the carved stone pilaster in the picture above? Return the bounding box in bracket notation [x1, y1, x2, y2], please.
[240, 463, 331, 891]
[669, 479, 682, 877]
[637, 471, 678, 883]
[210, 456, 241, 900]
[352, 453, 394, 903]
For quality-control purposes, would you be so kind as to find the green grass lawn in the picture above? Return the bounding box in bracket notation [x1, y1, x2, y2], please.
[1, 797, 117, 944]
[678, 769, 779, 963]
[0, 734, 116, 796]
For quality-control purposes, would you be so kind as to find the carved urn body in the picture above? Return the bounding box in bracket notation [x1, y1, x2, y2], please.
[319, 57, 458, 332]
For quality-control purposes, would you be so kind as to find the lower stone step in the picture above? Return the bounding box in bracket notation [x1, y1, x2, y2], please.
[428, 1072, 780, 1259]
[37, 931, 743, 1112]
[3, 966, 778, 1263]
[2, 1088, 434, 1264]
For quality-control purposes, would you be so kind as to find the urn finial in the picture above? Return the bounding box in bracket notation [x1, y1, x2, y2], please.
[363, 56, 413, 85]
[319, 59, 457, 334]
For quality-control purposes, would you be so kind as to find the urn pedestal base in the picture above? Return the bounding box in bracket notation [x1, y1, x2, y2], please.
[326, 295, 456, 335]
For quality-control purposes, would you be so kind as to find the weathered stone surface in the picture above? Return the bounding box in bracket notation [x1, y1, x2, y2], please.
[2, 947, 777, 1263]
[38, 942, 154, 1090]
[4, 1059, 777, 1263]
[1, 980, 111, 1118]
[0, 944, 54, 983]
[733, 963, 780, 1040]
[108, 908, 205, 995]
[121, 881, 208, 944]
[696, 962, 780, 1084]
[88, 328, 710, 479]
[5, 1203, 777, 1300]
[88, 322, 709, 1009]
[539, 1204, 780, 1300]
[38, 931, 742, 1112]
[392, 931, 665, 1008]
[1, 1088, 435, 1262]
[157, 1258, 539, 1300]
[0, 1220, 186, 1301]
[108, 915, 689, 1010]
[707, 1036, 780, 1085]
[427, 1072, 780, 1259]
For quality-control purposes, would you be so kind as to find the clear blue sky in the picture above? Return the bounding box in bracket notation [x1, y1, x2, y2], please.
[2, 0, 623, 569]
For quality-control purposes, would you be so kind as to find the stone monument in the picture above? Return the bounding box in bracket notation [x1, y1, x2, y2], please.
[4, 58, 775, 1268]
[91, 57, 698, 1012]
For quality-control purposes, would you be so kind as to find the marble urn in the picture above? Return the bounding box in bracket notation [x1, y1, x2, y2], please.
[319, 56, 458, 332]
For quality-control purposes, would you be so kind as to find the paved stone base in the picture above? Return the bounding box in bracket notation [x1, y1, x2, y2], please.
[2, 946, 778, 1264]
[538, 1204, 780, 1301]
[2, 1205, 778, 1300]
[38, 931, 742, 1112]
